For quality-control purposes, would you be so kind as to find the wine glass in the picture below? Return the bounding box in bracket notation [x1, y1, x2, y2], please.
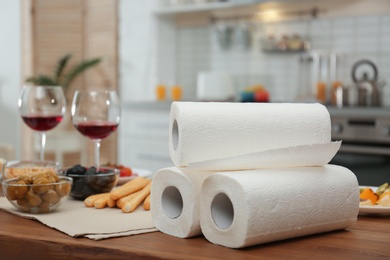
[18, 85, 66, 161]
[71, 90, 121, 167]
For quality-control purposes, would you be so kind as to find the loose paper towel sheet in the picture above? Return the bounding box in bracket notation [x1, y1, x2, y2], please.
[200, 164, 360, 248]
[0, 197, 157, 240]
[151, 167, 213, 238]
[187, 142, 341, 171]
[169, 102, 336, 169]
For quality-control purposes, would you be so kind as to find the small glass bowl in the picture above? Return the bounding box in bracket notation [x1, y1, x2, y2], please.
[61, 166, 119, 200]
[0, 158, 6, 195]
[3, 160, 59, 180]
[2, 175, 72, 214]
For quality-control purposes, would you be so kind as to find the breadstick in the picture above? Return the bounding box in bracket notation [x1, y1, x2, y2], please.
[107, 197, 116, 208]
[116, 191, 140, 209]
[143, 194, 151, 210]
[122, 182, 151, 213]
[110, 177, 150, 201]
[84, 193, 110, 207]
[94, 193, 111, 209]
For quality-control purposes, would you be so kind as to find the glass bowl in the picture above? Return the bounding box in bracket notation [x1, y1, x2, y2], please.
[2, 173, 72, 214]
[0, 158, 6, 195]
[61, 166, 119, 200]
[0, 157, 6, 176]
[3, 160, 59, 180]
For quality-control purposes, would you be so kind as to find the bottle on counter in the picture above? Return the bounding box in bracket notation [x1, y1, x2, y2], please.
[171, 85, 183, 101]
[155, 84, 167, 101]
[330, 81, 343, 106]
[316, 81, 327, 104]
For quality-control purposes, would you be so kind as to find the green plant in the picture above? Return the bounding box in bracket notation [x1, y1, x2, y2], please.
[26, 54, 101, 94]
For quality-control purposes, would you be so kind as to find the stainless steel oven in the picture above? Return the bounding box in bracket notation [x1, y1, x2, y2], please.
[329, 107, 390, 186]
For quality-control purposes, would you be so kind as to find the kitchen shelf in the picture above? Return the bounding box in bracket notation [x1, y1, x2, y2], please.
[262, 49, 308, 54]
[154, 1, 261, 16]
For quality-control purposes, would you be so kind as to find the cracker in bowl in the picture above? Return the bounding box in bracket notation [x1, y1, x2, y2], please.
[4, 160, 59, 180]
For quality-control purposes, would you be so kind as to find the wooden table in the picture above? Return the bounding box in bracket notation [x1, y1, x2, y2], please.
[0, 210, 389, 259]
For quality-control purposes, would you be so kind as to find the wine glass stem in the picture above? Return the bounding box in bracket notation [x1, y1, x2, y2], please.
[93, 139, 101, 168]
[40, 132, 46, 161]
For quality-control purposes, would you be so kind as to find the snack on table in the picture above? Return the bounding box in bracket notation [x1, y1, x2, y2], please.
[104, 163, 133, 177]
[110, 177, 150, 200]
[121, 182, 151, 213]
[116, 191, 140, 209]
[4, 160, 58, 180]
[360, 188, 378, 205]
[84, 193, 110, 207]
[62, 165, 119, 200]
[94, 193, 111, 209]
[2, 171, 72, 213]
[376, 183, 389, 197]
[143, 194, 151, 210]
[359, 182, 390, 207]
[83, 177, 151, 213]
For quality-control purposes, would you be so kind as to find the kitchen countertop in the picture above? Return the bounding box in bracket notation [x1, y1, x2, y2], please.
[122, 101, 173, 111]
[327, 106, 390, 118]
[0, 210, 389, 259]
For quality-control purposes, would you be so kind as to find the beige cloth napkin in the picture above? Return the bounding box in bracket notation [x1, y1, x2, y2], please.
[0, 197, 157, 240]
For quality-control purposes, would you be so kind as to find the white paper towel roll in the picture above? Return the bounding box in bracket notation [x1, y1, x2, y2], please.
[169, 102, 332, 168]
[187, 142, 341, 171]
[151, 167, 213, 238]
[200, 164, 359, 248]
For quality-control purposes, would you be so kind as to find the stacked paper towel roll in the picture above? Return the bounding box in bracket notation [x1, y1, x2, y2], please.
[151, 102, 359, 248]
[169, 102, 340, 170]
[151, 167, 212, 238]
[200, 165, 359, 248]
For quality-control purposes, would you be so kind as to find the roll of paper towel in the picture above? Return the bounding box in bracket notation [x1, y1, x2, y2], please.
[169, 102, 335, 168]
[200, 164, 359, 248]
[151, 167, 213, 238]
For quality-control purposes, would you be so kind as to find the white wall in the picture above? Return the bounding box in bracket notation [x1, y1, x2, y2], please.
[0, 0, 21, 160]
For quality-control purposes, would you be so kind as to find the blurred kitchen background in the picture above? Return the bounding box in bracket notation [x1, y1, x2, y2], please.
[0, 0, 390, 185]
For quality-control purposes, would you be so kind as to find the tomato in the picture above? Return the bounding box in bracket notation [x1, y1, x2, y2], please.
[104, 163, 133, 177]
[120, 167, 132, 177]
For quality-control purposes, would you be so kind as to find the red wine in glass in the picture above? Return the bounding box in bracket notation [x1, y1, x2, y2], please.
[22, 115, 63, 131]
[74, 121, 118, 140]
[18, 85, 66, 161]
[71, 90, 121, 167]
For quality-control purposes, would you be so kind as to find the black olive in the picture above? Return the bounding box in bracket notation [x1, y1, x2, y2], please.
[69, 176, 92, 200]
[85, 167, 97, 176]
[67, 165, 117, 200]
[66, 164, 86, 175]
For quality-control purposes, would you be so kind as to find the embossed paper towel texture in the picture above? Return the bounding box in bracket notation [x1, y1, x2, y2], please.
[151, 167, 213, 238]
[169, 102, 338, 170]
[200, 165, 360, 248]
[187, 142, 341, 171]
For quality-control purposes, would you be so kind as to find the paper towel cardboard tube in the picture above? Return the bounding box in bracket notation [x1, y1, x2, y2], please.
[200, 165, 360, 248]
[161, 186, 183, 219]
[211, 193, 234, 229]
[172, 119, 179, 151]
[169, 102, 334, 168]
[151, 167, 213, 238]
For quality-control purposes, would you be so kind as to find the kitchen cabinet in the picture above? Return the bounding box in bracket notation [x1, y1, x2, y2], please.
[119, 102, 172, 172]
